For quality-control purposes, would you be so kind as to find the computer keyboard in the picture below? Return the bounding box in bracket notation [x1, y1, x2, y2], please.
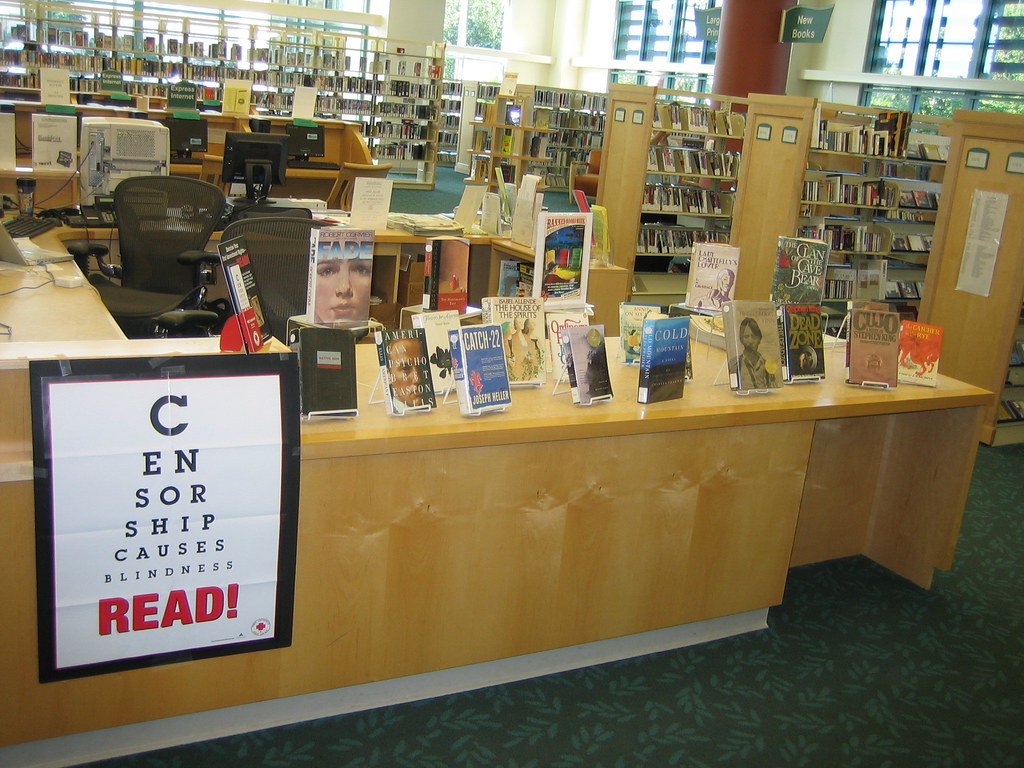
[289, 160, 341, 170]
[3, 216, 60, 238]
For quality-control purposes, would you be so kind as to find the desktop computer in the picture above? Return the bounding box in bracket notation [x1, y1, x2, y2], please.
[79, 117, 170, 205]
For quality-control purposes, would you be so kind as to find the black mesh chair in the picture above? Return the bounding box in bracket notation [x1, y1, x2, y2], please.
[220, 216, 325, 341]
[88, 176, 227, 338]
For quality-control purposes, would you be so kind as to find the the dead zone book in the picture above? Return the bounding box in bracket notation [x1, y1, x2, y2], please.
[638, 316, 690, 404]
[779, 304, 825, 382]
[847, 305, 900, 387]
[422, 237, 470, 312]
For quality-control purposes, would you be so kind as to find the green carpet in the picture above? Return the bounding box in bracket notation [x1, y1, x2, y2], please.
[76, 443, 1024, 767]
[391, 165, 577, 214]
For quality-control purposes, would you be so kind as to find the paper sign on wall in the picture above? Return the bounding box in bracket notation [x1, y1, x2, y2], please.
[30, 354, 301, 682]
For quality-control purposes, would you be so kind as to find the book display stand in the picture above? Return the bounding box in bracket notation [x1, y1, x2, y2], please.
[367, 370, 434, 415]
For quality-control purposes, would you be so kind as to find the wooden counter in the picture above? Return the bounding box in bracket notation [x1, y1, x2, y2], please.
[0, 312, 991, 746]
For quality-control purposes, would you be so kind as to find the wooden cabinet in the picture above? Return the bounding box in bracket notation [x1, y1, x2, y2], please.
[466, 89, 554, 189]
[530, 86, 607, 191]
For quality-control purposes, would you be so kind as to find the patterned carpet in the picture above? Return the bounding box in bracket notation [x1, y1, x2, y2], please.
[78, 443, 1024, 768]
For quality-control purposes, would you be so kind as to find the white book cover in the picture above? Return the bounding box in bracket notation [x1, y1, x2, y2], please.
[511, 174, 542, 246]
[291, 86, 317, 120]
[412, 309, 461, 396]
[39, 67, 71, 105]
[222, 78, 253, 115]
[31, 113, 77, 170]
[349, 177, 393, 231]
[481, 296, 546, 385]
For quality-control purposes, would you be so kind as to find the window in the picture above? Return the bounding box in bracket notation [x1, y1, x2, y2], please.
[443, 0, 507, 80]
[867, 0, 1024, 114]
[613, 0, 717, 68]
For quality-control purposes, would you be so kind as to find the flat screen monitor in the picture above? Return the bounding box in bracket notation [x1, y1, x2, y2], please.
[285, 123, 325, 161]
[221, 131, 288, 202]
[162, 116, 208, 159]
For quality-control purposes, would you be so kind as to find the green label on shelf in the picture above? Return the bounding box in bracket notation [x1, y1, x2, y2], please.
[44, 104, 76, 115]
[780, 6, 833, 44]
[100, 69, 125, 93]
[168, 81, 200, 111]
[292, 118, 317, 128]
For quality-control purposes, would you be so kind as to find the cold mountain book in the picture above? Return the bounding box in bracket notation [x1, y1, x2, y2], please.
[847, 302, 900, 388]
[638, 316, 690, 404]
[686, 242, 740, 311]
[619, 302, 663, 365]
[778, 304, 826, 382]
[412, 309, 461, 397]
[481, 296, 546, 385]
[307, 227, 374, 328]
[218, 234, 270, 352]
[561, 324, 613, 405]
[423, 237, 470, 312]
[374, 328, 436, 414]
[770, 236, 829, 306]
[534, 211, 592, 306]
[898, 320, 943, 387]
[288, 325, 358, 418]
[448, 324, 512, 416]
[722, 300, 783, 392]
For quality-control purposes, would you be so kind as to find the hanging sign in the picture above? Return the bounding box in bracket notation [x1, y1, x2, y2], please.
[30, 353, 301, 682]
[780, 6, 833, 44]
[100, 69, 125, 93]
[695, 8, 722, 42]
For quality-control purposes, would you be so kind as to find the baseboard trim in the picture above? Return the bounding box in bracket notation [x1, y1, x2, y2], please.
[2, 609, 768, 768]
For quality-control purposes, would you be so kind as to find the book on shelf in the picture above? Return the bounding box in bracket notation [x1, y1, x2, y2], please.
[423, 237, 470, 312]
[560, 324, 613, 405]
[637, 315, 690, 404]
[534, 211, 592, 307]
[545, 307, 589, 376]
[847, 302, 900, 388]
[448, 324, 513, 416]
[771, 236, 829, 305]
[374, 327, 436, 415]
[218, 234, 270, 353]
[307, 227, 375, 328]
[619, 302, 663, 365]
[898, 320, 943, 388]
[497, 258, 534, 297]
[723, 300, 783, 392]
[481, 296, 547, 386]
[411, 309, 461, 397]
[288, 325, 359, 418]
[778, 304, 826, 383]
[686, 242, 740, 311]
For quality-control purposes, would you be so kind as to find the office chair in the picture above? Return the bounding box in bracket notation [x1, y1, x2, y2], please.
[88, 176, 227, 338]
[220, 216, 325, 341]
[327, 161, 393, 210]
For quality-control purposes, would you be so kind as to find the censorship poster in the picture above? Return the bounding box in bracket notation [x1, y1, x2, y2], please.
[30, 354, 300, 682]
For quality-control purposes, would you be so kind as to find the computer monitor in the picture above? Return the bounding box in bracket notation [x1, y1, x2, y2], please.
[163, 116, 208, 160]
[285, 123, 325, 162]
[221, 131, 289, 202]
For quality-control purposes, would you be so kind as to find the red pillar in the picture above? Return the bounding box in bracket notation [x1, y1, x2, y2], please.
[713, 0, 793, 97]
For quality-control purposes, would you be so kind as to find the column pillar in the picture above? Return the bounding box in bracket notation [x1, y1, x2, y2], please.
[713, 0, 793, 97]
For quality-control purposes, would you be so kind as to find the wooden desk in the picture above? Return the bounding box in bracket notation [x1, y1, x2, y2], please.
[0, 296, 992, 747]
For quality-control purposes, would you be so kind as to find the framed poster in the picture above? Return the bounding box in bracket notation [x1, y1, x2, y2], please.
[30, 353, 301, 682]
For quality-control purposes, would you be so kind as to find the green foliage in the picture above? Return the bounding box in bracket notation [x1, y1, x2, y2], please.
[444, 0, 505, 50]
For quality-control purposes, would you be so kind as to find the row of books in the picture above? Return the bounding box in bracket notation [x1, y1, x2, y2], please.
[641, 185, 733, 216]
[652, 103, 746, 138]
[812, 109, 911, 158]
[898, 189, 940, 210]
[997, 400, 1024, 422]
[637, 226, 729, 256]
[647, 147, 740, 178]
[799, 223, 886, 254]
[802, 176, 899, 208]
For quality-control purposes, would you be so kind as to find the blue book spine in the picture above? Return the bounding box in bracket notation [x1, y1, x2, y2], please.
[458, 325, 512, 411]
[637, 316, 690, 404]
